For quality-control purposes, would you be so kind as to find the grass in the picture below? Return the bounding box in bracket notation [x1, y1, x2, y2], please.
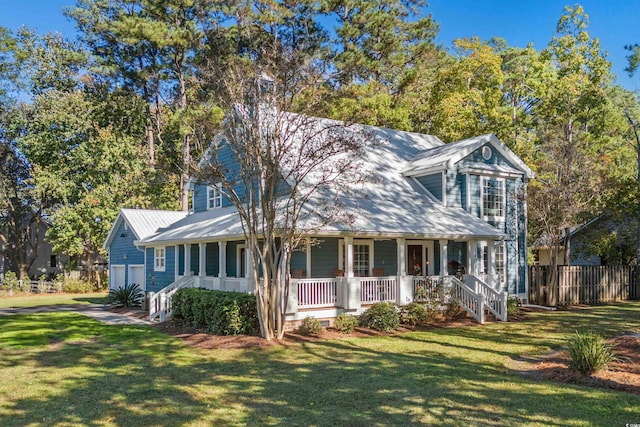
[0, 292, 108, 308]
[0, 303, 638, 426]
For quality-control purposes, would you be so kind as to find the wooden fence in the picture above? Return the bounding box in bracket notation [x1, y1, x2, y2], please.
[528, 265, 639, 306]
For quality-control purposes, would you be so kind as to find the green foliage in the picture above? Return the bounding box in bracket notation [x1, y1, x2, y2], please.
[507, 297, 520, 317]
[400, 302, 431, 326]
[566, 331, 616, 375]
[60, 276, 94, 293]
[1, 270, 20, 292]
[334, 313, 358, 334]
[359, 302, 400, 332]
[107, 283, 144, 307]
[298, 316, 322, 336]
[172, 288, 259, 336]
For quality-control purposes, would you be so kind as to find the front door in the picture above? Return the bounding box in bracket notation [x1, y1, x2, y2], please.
[407, 245, 423, 276]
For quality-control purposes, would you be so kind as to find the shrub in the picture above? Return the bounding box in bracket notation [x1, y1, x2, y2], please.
[298, 316, 322, 336]
[566, 331, 616, 375]
[507, 297, 520, 316]
[60, 275, 94, 293]
[107, 283, 144, 307]
[1, 271, 20, 294]
[359, 302, 399, 332]
[334, 313, 358, 334]
[443, 299, 462, 320]
[400, 302, 430, 326]
[172, 288, 259, 336]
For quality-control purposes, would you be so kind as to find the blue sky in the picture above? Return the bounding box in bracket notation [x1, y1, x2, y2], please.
[1, 0, 639, 91]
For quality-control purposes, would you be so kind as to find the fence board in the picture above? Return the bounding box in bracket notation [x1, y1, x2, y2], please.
[528, 265, 638, 306]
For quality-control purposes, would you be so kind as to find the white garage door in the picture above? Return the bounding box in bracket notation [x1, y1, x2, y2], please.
[128, 265, 145, 291]
[110, 265, 125, 290]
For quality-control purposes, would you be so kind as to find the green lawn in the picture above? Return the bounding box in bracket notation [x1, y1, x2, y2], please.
[0, 303, 638, 426]
[0, 292, 108, 308]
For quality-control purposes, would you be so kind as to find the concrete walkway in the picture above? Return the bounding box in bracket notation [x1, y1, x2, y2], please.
[0, 304, 154, 326]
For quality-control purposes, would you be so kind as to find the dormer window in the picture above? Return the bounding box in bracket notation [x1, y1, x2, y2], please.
[482, 177, 504, 219]
[207, 185, 222, 210]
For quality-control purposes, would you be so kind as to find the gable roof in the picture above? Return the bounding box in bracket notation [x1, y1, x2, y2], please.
[402, 134, 534, 179]
[103, 209, 188, 250]
[139, 121, 508, 245]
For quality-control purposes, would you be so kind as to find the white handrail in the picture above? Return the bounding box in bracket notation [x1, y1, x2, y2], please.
[149, 276, 198, 322]
[463, 275, 508, 321]
[443, 276, 485, 324]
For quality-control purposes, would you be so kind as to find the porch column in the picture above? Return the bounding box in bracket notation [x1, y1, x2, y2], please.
[439, 239, 448, 276]
[245, 243, 254, 280]
[174, 245, 179, 280]
[305, 239, 312, 278]
[396, 238, 406, 276]
[345, 237, 354, 278]
[199, 243, 206, 278]
[184, 244, 191, 276]
[488, 241, 496, 287]
[468, 241, 478, 276]
[218, 241, 227, 278]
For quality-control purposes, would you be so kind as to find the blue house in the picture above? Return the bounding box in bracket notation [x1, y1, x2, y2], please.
[104, 119, 534, 324]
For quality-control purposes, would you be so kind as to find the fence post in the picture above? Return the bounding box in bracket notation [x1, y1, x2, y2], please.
[478, 293, 485, 324]
[501, 291, 508, 322]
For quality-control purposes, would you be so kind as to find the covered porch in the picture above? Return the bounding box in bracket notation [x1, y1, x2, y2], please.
[149, 236, 507, 323]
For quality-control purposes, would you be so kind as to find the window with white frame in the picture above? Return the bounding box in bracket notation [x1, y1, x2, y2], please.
[482, 243, 505, 284]
[207, 185, 222, 210]
[154, 247, 166, 272]
[482, 177, 504, 218]
[495, 244, 505, 284]
[340, 240, 373, 277]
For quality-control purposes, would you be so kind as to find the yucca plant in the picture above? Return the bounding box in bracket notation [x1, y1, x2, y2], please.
[566, 330, 616, 375]
[107, 283, 144, 308]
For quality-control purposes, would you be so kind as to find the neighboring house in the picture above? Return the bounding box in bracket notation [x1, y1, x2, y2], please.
[104, 118, 534, 324]
[0, 217, 69, 281]
[532, 215, 635, 266]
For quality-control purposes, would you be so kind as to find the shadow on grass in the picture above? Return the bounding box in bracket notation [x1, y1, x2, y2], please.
[71, 294, 109, 304]
[0, 304, 639, 426]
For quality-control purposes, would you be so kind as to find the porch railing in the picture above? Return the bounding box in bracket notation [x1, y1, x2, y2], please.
[149, 275, 198, 322]
[361, 276, 397, 304]
[297, 278, 338, 308]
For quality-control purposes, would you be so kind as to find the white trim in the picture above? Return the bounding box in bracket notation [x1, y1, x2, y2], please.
[460, 167, 523, 179]
[465, 172, 471, 213]
[154, 247, 166, 272]
[441, 170, 447, 206]
[339, 238, 374, 277]
[305, 240, 312, 278]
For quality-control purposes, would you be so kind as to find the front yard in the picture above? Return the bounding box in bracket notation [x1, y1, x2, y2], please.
[0, 300, 638, 426]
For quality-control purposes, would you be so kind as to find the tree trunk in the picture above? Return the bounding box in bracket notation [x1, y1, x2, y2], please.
[18, 264, 30, 282]
[563, 226, 571, 266]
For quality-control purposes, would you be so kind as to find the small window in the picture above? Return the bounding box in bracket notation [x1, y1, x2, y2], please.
[482, 177, 504, 218]
[482, 146, 492, 160]
[340, 240, 373, 277]
[154, 247, 166, 272]
[207, 185, 222, 210]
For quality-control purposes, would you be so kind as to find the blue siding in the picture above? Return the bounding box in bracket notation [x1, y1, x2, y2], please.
[446, 170, 463, 208]
[433, 240, 440, 275]
[463, 145, 514, 168]
[468, 174, 481, 217]
[311, 238, 339, 277]
[178, 245, 185, 275]
[206, 243, 219, 276]
[108, 220, 145, 285]
[146, 246, 176, 292]
[416, 173, 443, 201]
[374, 240, 397, 275]
[193, 183, 233, 213]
